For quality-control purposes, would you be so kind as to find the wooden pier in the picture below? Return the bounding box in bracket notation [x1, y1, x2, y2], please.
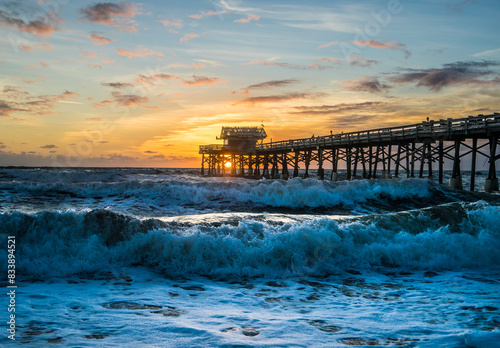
[199, 113, 500, 192]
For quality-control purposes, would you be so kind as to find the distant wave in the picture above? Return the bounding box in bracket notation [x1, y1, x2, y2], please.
[0, 173, 461, 213]
[1, 201, 499, 278]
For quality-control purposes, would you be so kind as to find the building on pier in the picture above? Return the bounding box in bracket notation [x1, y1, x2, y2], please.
[199, 126, 266, 175]
[199, 113, 500, 192]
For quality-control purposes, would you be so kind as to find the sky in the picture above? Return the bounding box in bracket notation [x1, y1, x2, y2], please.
[1, 0, 500, 168]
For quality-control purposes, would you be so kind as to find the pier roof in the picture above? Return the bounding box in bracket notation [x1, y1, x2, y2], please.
[217, 126, 267, 140]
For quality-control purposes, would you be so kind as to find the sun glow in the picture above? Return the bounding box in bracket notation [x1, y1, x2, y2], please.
[224, 161, 232, 168]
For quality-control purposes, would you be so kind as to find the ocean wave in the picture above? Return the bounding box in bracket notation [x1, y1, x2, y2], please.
[0, 175, 458, 213]
[1, 201, 499, 278]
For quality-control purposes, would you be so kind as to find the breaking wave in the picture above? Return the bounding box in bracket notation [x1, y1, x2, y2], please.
[1, 201, 499, 278]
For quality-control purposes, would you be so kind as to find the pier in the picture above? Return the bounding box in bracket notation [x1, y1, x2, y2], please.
[199, 113, 500, 192]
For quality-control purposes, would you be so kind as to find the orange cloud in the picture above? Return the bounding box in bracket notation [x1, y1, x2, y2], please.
[180, 33, 199, 42]
[81, 51, 98, 59]
[89, 33, 113, 46]
[352, 40, 411, 58]
[18, 43, 53, 51]
[0, 8, 58, 36]
[188, 10, 221, 19]
[117, 45, 163, 58]
[318, 41, 340, 49]
[234, 14, 260, 23]
[158, 19, 183, 27]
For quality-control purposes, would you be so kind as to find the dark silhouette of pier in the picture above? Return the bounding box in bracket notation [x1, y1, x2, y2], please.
[199, 113, 500, 192]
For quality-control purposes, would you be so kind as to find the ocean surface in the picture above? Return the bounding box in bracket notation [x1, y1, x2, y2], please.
[1, 167, 500, 347]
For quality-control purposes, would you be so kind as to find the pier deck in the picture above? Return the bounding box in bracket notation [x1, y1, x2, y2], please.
[199, 113, 500, 192]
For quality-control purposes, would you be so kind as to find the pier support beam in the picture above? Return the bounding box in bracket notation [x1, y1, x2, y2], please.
[449, 140, 463, 190]
[485, 136, 499, 192]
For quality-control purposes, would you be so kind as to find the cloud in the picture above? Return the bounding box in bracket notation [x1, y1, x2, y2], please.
[245, 79, 299, 90]
[182, 75, 222, 86]
[353, 40, 411, 58]
[19, 43, 52, 51]
[234, 14, 260, 23]
[180, 33, 199, 42]
[101, 82, 133, 89]
[144, 150, 156, 153]
[79, 2, 138, 29]
[0, 86, 79, 116]
[291, 101, 387, 115]
[317, 55, 378, 68]
[188, 10, 224, 19]
[473, 48, 500, 58]
[236, 92, 327, 105]
[170, 63, 206, 69]
[117, 45, 163, 58]
[135, 73, 222, 87]
[158, 19, 183, 27]
[0, 5, 60, 36]
[81, 50, 98, 59]
[239, 79, 299, 94]
[40, 144, 57, 149]
[388, 61, 500, 91]
[135, 73, 178, 86]
[340, 76, 391, 94]
[318, 41, 340, 49]
[89, 32, 113, 45]
[95, 91, 149, 107]
[243, 59, 334, 70]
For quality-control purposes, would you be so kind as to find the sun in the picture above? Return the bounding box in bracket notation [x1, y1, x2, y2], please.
[224, 161, 232, 168]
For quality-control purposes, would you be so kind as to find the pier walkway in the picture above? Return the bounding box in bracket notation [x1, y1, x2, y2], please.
[199, 113, 500, 192]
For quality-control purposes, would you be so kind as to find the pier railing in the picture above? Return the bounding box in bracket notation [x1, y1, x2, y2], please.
[256, 113, 500, 151]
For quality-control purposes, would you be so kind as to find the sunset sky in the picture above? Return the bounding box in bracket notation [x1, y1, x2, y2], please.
[1, 0, 500, 167]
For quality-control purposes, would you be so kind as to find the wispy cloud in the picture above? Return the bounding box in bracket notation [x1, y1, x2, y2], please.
[188, 10, 224, 19]
[0, 86, 79, 116]
[291, 101, 387, 115]
[182, 75, 222, 86]
[89, 32, 113, 46]
[473, 48, 500, 58]
[317, 55, 379, 68]
[170, 63, 206, 69]
[101, 82, 134, 89]
[239, 79, 299, 95]
[340, 76, 391, 94]
[94, 91, 149, 108]
[318, 41, 340, 49]
[135, 73, 222, 87]
[242, 59, 334, 70]
[18, 42, 52, 51]
[234, 14, 260, 23]
[235, 92, 327, 105]
[388, 61, 500, 91]
[353, 40, 411, 58]
[158, 19, 183, 27]
[117, 45, 163, 58]
[180, 33, 200, 42]
[40, 144, 57, 149]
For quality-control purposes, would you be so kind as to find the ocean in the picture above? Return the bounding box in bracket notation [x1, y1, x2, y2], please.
[1, 167, 499, 347]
